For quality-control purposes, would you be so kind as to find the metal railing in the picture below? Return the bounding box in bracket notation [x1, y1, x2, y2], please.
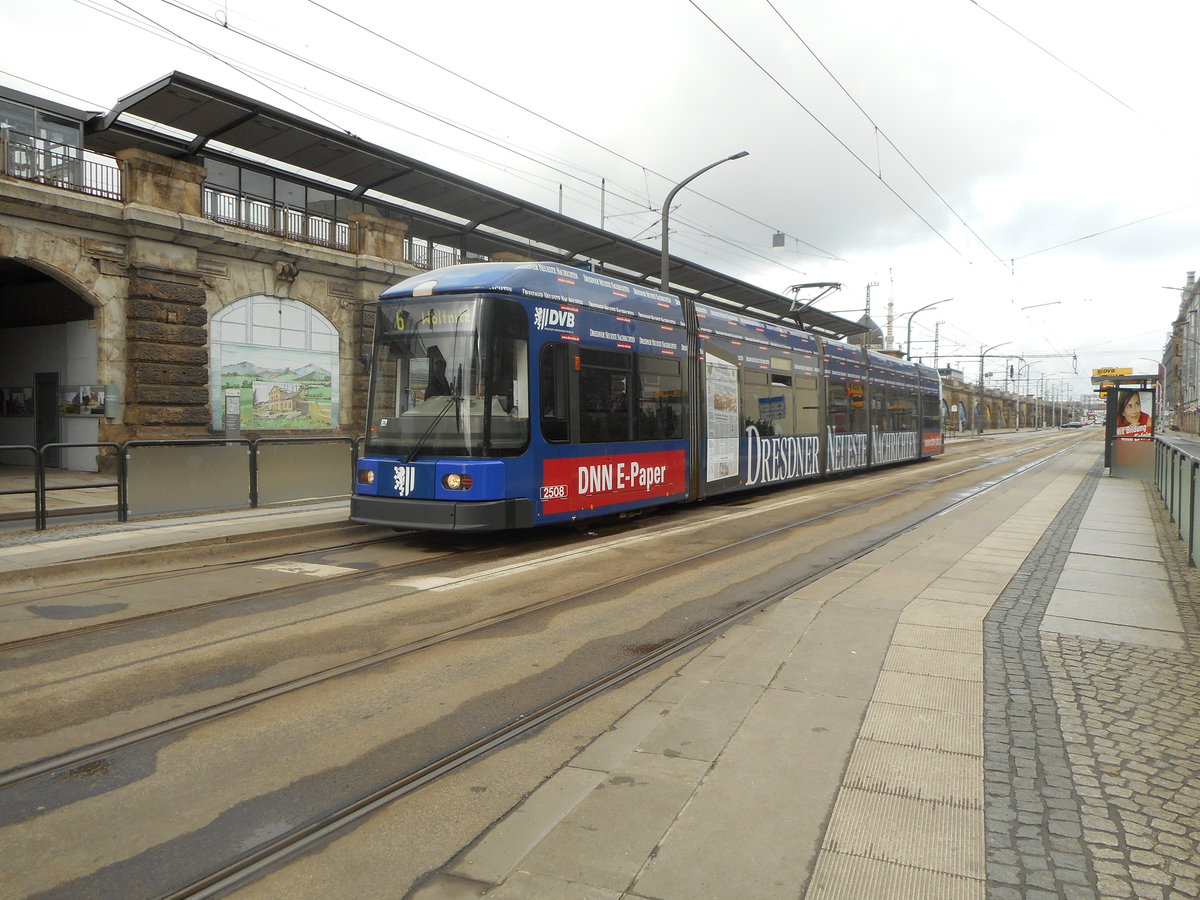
[202, 186, 353, 251]
[0, 129, 122, 200]
[199, 187, 504, 267]
[1154, 436, 1200, 567]
[2, 126, 499, 269]
[0, 438, 362, 531]
[406, 239, 462, 270]
[0, 443, 122, 531]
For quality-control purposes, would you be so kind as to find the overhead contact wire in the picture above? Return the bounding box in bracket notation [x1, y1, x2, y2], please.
[687, 0, 964, 257]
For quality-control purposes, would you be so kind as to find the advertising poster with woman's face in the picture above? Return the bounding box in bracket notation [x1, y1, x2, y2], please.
[1115, 389, 1153, 438]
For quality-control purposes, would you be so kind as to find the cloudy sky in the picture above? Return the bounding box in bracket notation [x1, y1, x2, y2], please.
[5, 0, 1197, 401]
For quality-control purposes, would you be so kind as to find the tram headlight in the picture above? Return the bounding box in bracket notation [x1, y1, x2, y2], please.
[357, 468, 375, 485]
[442, 473, 474, 491]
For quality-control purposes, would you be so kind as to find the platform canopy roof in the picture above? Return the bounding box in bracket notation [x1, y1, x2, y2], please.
[1088, 370, 1159, 387]
[86, 71, 864, 339]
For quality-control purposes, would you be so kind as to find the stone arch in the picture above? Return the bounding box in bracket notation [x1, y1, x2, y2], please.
[0, 252, 111, 469]
[0, 222, 113, 310]
[0, 256, 102, 322]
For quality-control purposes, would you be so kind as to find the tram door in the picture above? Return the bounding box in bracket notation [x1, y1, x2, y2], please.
[698, 339, 741, 498]
[35, 371, 60, 468]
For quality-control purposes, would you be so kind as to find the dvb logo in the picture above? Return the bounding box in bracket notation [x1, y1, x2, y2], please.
[392, 465, 416, 496]
[535, 307, 576, 330]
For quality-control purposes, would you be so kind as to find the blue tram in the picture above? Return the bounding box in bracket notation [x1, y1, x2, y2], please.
[351, 261, 943, 532]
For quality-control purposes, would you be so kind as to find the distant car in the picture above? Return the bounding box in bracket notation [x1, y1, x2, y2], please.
[1060, 421, 1083, 428]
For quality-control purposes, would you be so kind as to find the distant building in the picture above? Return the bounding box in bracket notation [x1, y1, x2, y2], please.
[1166, 271, 1199, 434]
[847, 314, 884, 350]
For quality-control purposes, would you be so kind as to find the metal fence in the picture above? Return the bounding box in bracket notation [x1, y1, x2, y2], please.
[0, 437, 360, 531]
[202, 186, 353, 251]
[2, 127, 503, 269]
[1155, 436, 1200, 568]
[0, 129, 122, 200]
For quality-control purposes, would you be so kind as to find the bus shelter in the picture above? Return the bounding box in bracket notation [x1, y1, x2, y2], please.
[1093, 371, 1157, 476]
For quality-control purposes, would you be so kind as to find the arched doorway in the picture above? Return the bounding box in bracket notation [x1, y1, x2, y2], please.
[0, 258, 102, 469]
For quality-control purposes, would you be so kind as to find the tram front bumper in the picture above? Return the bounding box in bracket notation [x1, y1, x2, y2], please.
[350, 494, 534, 532]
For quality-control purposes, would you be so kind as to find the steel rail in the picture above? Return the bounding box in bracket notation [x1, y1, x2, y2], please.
[170, 438, 1085, 899]
[0, 533, 474, 651]
[0, 433, 1069, 652]
[0, 436, 1083, 793]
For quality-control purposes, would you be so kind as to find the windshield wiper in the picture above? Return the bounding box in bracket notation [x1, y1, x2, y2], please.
[405, 395, 458, 463]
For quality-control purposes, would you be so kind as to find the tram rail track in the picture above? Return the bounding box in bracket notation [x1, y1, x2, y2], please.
[0, 437, 1087, 875]
[0, 520, 388, 593]
[166, 434, 1088, 899]
[0, 535, 516, 652]
[0, 434, 1094, 899]
[0, 431, 1072, 655]
[0, 437, 1087, 794]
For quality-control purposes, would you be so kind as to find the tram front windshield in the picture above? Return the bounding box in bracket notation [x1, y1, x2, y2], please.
[365, 296, 529, 458]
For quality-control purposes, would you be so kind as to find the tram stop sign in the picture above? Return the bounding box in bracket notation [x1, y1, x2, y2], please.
[224, 388, 242, 440]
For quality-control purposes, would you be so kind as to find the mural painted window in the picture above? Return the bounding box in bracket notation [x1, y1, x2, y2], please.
[210, 296, 339, 431]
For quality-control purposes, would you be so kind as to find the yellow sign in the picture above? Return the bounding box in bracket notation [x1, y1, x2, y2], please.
[1092, 367, 1132, 377]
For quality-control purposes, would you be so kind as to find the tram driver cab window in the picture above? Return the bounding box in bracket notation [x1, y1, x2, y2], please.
[425, 346, 452, 398]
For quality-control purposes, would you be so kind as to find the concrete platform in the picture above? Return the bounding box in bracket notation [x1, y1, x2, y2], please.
[418, 448, 1199, 899]
[2, 447, 1197, 898]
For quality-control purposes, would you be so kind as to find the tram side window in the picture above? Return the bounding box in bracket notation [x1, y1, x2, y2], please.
[636, 356, 683, 440]
[923, 386, 942, 433]
[579, 347, 634, 443]
[887, 388, 917, 432]
[795, 376, 820, 434]
[487, 303, 529, 419]
[827, 377, 867, 433]
[539, 343, 570, 443]
[869, 384, 885, 430]
[771, 371, 797, 435]
[739, 370, 772, 435]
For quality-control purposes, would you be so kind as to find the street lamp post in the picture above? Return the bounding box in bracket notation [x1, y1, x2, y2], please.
[1016, 359, 1035, 428]
[659, 152, 748, 501]
[901, 299, 952, 360]
[1012, 357, 1032, 432]
[660, 151, 749, 292]
[977, 342, 1010, 435]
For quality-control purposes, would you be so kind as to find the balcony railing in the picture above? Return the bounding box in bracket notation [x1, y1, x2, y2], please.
[0, 129, 121, 200]
[404, 239, 486, 270]
[202, 186, 353, 251]
[201, 186, 498, 272]
[3, 133, 493, 271]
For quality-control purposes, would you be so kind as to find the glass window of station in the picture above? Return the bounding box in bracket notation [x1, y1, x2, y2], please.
[0, 93, 84, 183]
[201, 158, 408, 249]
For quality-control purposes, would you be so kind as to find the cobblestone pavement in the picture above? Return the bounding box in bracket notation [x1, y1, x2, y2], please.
[984, 466, 1200, 900]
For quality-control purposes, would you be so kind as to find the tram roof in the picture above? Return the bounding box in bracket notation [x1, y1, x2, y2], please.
[85, 71, 866, 340]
